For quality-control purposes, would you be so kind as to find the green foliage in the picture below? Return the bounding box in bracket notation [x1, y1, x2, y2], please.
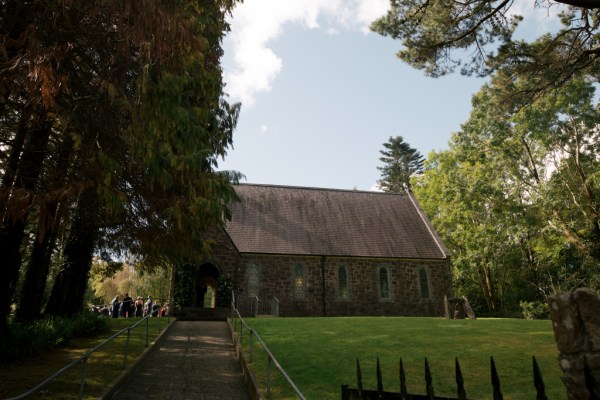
[413, 76, 600, 314]
[87, 259, 172, 306]
[371, 0, 600, 103]
[173, 264, 195, 309]
[0, 311, 109, 361]
[520, 301, 550, 320]
[215, 275, 233, 307]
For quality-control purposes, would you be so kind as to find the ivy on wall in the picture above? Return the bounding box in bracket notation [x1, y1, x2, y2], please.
[216, 276, 233, 307]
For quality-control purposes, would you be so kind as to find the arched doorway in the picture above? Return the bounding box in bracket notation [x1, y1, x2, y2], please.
[195, 263, 220, 308]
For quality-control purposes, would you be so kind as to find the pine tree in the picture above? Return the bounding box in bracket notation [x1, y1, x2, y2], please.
[377, 136, 424, 193]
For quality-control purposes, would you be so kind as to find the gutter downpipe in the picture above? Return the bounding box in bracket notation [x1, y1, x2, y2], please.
[321, 255, 327, 317]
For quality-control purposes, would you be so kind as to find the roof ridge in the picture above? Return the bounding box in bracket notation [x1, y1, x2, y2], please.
[234, 182, 408, 196]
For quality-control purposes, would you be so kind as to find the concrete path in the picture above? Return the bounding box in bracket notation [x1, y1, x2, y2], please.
[109, 320, 251, 400]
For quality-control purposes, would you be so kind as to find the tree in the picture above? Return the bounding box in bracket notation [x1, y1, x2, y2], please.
[371, 0, 600, 103]
[413, 76, 600, 313]
[0, 0, 242, 332]
[377, 136, 424, 192]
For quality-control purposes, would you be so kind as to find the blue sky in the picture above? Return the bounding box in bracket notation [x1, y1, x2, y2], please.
[219, 1, 559, 191]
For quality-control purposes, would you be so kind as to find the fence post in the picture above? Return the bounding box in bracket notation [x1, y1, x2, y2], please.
[356, 358, 363, 397]
[456, 357, 467, 400]
[399, 358, 407, 399]
[240, 320, 244, 347]
[425, 357, 434, 398]
[341, 384, 350, 400]
[79, 356, 88, 399]
[124, 328, 131, 369]
[249, 329, 254, 363]
[491, 357, 503, 400]
[532, 356, 548, 400]
[377, 357, 384, 397]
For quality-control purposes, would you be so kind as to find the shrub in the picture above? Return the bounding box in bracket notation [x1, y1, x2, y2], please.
[71, 310, 110, 337]
[520, 300, 550, 320]
[0, 312, 110, 361]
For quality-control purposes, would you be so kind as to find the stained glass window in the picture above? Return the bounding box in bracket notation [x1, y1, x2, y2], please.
[379, 267, 390, 299]
[293, 264, 305, 299]
[247, 264, 260, 298]
[338, 266, 348, 298]
[419, 267, 430, 299]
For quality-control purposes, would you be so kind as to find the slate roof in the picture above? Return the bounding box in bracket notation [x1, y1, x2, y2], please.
[224, 184, 449, 260]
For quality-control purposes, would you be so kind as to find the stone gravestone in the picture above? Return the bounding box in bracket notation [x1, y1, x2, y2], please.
[547, 288, 600, 399]
[444, 295, 476, 320]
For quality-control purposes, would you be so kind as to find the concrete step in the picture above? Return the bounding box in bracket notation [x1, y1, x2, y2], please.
[174, 306, 230, 321]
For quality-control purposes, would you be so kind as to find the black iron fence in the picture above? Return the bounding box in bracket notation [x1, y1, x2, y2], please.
[341, 356, 554, 400]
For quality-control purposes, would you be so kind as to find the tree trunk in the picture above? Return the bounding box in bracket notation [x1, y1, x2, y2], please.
[16, 135, 74, 321]
[477, 264, 496, 312]
[15, 219, 59, 321]
[0, 120, 51, 335]
[0, 109, 28, 217]
[45, 188, 98, 317]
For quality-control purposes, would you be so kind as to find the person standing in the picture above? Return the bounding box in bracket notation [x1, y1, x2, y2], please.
[122, 293, 133, 317]
[111, 295, 120, 318]
[145, 296, 153, 317]
[135, 296, 144, 317]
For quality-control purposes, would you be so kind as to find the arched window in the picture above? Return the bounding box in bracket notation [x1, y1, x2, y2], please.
[418, 267, 431, 299]
[247, 263, 260, 298]
[337, 266, 349, 299]
[293, 264, 306, 299]
[379, 267, 390, 299]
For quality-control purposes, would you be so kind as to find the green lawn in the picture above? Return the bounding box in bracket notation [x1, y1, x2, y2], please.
[236, 317, 563, 400]
[0, 317, 169, 400]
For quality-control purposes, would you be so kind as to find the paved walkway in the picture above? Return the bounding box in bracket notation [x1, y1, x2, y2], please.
[109, 321, 251, 400]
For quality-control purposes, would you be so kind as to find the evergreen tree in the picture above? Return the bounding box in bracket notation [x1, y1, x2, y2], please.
[377, 136, 424, 192]
[371, 0, 600, 105]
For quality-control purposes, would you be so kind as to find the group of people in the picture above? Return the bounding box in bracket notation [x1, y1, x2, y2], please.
[91, 294, 169, 318]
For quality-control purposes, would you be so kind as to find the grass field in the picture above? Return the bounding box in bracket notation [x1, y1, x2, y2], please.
[0, 317, 169, 400]
[237, 317, 563, 400]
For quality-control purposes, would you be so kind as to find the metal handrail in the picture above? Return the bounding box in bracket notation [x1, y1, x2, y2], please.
[230, 301, 305, 399]
[251, 295, 259, 317]
[271, 296, 279, 317]
[5, 310, 170, 400]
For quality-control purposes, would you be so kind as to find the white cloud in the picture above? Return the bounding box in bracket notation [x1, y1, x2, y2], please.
[224, 0, 389, 106]
[509, 0, 565, 39]
[370, 182, 383, 192]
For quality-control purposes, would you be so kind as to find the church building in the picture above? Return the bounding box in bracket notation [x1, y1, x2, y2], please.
[175, 183, 452, 317]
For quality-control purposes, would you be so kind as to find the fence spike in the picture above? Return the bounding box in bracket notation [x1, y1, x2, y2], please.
[532, 356, 548, 400]
[491, 356, 503, 400]
[356, 358, 363, 398]
[456, 357, 467, 400]
[584, 357, 599, 400]
[400, 358, 408, 399]
[425, 357, 435, 399]
[377, 357, 384, 397]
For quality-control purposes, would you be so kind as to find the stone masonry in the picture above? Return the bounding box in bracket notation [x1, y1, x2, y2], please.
[547, 288, 600, 399]
[204, 228, 452, 317]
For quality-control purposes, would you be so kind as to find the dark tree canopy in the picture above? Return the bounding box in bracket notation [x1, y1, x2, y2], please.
[377, 136, 424, 193]
[0, 0, 242, 332]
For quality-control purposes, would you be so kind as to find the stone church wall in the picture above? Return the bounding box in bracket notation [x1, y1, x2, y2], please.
[204, 229, 452, 317]
[234, 253, 452, 317]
